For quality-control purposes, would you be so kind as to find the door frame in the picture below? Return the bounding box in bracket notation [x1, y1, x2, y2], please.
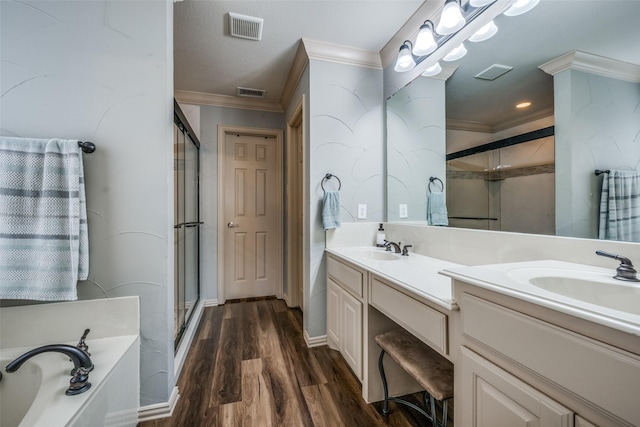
[285, 96, 305, 309]
[217, 124, 284, 304]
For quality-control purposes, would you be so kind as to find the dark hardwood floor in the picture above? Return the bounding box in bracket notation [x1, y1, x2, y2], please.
[139, 297, 453, 427]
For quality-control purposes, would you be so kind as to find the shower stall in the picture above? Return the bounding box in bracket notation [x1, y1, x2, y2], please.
[173, 101, 201, 349]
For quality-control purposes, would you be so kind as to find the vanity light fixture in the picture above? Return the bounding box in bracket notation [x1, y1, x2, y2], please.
[422, 62, 442, 77]
[393, 0, 496, 74]
[468, 20, 498, 42]
[504, 0, 540, 16]
[394, 40, 416, 72]
[443, 43, 467, 61]
[413, 20, 437, 56]
[436, 0, 466, 35]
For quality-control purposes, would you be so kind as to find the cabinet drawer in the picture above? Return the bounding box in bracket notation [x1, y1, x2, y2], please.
[462, 293, 640, 427]
[327, 256, 363, 298]
[370, 277, 447, 355]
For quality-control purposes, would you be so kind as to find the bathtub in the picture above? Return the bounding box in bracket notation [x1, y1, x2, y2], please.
[0, 297, 140, 427]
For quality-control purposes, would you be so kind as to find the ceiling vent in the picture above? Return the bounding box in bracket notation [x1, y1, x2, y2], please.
[237, 87, 267, 98]
[229, 12, 263, 41]
[475, 64, 514, 81]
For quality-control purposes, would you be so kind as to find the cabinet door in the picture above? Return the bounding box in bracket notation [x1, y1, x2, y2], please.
[575, 416, 598, 427]
[461, 347, 573, 427]
[327, 279, 341, 348]
[341, 289, 363, 380]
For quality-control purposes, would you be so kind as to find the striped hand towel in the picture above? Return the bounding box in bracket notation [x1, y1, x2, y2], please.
[598, 170, 640, 242]
[0, 137, 88, 300]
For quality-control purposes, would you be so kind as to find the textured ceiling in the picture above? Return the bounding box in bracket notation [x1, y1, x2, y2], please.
[174, 0, 640, 130]
[444, 0, 640, 131]
[173, 0, 424, 102]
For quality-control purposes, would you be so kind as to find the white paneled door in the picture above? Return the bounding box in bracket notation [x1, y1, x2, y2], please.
[224, 133, 281, 299]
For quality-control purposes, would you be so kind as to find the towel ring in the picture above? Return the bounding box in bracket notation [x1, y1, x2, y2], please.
[428, 177, 444, 193]
[321, 173, 341, 192]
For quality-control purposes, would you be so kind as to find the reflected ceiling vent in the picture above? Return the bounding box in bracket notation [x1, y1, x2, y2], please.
[475, 64, 514, 81]
[229, 12, 263, 41]
[237, 87, 266, 98]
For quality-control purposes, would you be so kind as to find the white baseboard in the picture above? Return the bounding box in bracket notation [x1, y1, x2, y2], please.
[137, 386, 180, 422]
[304, 330, 327, 348]
[204, 298, 219, 307]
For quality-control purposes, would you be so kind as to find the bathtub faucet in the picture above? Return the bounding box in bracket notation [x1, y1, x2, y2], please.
[5, 344, 93, 395]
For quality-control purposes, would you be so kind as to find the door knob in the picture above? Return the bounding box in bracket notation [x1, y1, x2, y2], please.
[227, 222, 239, 228]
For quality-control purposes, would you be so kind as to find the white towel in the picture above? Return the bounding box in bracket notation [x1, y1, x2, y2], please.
[598, 170, 640, 242]
[427, 191, 449, 226]
[322, 191, 341, 230]
[0, 137, 88, 300]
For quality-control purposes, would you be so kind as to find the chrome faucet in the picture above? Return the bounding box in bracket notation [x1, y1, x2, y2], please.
[383, 240, 402, 253]
[596, 250, 640, 282]
[5, 344, 94, 395]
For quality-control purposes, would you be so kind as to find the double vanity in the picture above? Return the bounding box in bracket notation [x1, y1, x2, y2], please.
[325, 237, 640, 427]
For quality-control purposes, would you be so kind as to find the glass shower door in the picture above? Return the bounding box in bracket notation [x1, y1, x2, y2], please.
[183, 133, 199, 328]
[173, 110, 200, 349]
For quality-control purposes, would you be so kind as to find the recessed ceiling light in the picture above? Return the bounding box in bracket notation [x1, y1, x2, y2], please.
[516, 101, 532, 109]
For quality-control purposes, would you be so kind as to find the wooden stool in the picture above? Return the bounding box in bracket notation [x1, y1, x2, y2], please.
[375, 329, 454, 427]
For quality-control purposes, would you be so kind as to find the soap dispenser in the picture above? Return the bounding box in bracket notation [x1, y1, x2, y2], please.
[376, 223, 386, 247]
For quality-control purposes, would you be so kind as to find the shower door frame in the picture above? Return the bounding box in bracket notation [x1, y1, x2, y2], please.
[173, 101, 201, 350]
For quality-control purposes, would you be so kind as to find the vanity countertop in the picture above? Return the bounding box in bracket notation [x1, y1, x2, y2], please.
[325, 246, 461, 311]
[441, 260, 640, 336]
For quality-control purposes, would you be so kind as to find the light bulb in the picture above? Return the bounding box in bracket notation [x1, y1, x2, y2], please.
[469, 20, 498, 42]
[413, 21, 437, 56]
[504, 0, 540, 16]
[394, 42, 416, 72]
[436, 0, 466, 35]
[422, 62, 442, 77]
[443, 43, 467, 61]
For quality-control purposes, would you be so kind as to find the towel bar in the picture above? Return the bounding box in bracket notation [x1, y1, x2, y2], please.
[321, 173, 341, 191]
[428, 176, 444, 193]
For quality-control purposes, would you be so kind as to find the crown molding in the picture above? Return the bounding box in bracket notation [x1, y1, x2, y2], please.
[178, 39, 381, 113]
[280, 41, 309, 111]
[301, 38, 382, 70]
[447, 107, 554, 133]
[446, 119, 494, 133]
[539, 50, 640, 83]
[174, 90, 283, 113]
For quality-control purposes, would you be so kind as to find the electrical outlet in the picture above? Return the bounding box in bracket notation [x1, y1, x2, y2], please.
[357, 204, 367, 219]
[399, 204, 408, 218]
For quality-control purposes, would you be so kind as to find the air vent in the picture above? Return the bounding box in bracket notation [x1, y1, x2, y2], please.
[229, 12, 263, 41]
[237, 87, 267, 98]
[475, 64, 514, 81]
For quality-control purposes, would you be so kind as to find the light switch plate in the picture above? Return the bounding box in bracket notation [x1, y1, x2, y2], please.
[357, 204, 367, 219]
[399, 204, 408, 218]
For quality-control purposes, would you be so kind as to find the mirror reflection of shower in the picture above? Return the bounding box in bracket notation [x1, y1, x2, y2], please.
[446, 127, 555, 235]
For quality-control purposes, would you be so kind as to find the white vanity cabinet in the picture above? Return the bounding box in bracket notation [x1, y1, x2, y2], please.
[326, 254, 365, 380]
[460, 346, 573, 427]
[454, 281, 640, 427]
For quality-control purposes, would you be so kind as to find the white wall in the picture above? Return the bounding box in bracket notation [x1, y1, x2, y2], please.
[1, 0, 174, 407]
[386, 76, 446, 221]
[198, 106, 285, 302]
[555, 70, 640, 239]
[306, 59, 384, 338]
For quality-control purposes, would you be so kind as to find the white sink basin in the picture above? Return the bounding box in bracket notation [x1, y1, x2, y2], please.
[530, 276, 640, 315]
[342, 248, 401, 261]
[0, 359, 42, 426]
[507, 266, 640, 315]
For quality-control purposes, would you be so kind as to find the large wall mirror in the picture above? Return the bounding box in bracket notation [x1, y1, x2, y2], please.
[386, 0, 640, 241]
